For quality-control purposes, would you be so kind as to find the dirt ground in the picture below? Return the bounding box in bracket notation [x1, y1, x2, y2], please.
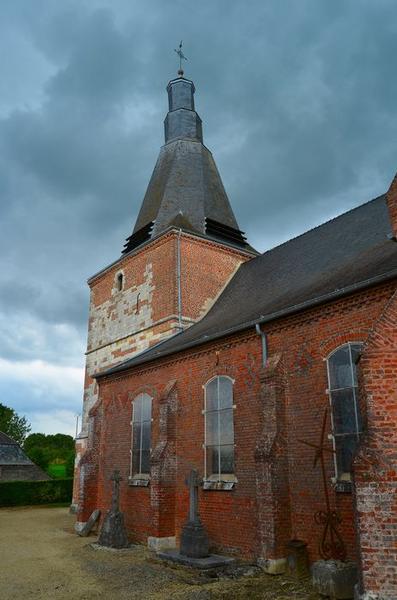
[0, 506, 322, 599]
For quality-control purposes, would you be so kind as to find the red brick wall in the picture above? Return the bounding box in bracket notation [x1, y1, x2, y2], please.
[179, 234, 250, 320]
[88, 230, 250, 337]
[82, 230, 251, 421]
[80, 280, 396, 563]
[354, 288, 397, 599]
[74, 230, 252, 509]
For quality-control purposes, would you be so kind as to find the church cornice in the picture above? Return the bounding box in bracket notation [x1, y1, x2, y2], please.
[96, 330, 257, 385]
[87, 226, 256, 286]
[95, 274, 397, 383]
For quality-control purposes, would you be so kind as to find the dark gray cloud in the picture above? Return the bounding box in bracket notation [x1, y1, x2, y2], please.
[0, 0, 396, 432]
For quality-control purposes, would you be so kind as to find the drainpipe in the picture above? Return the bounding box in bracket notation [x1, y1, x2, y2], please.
[255, 323, 268, 367]
[177, 229, 183, 329]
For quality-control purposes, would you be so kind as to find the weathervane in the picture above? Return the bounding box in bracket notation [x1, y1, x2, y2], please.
[174, 40, 187, 77]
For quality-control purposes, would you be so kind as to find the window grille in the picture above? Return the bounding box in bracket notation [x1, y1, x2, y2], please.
[204, 376, 234, 480]
[130, 393, 152, 476]
[326, 343, 362, 479]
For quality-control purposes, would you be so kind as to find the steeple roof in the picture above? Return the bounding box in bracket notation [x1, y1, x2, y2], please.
[122, 76, 251, 254]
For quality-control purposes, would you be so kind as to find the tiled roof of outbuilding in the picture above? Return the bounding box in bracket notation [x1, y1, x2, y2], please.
[0, 431, 33, 465]
[98, 194, 397, 377]
[0, 431, 16, 445]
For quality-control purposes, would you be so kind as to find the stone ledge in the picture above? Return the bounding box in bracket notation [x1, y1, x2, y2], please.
[90, 542, 137, 553]
[147, 536, 176, 551]
[202, 480, 235, 491]
[156, 549, 235, 569]
[334, 480, 352, 493]
[128, 476, 150, 487]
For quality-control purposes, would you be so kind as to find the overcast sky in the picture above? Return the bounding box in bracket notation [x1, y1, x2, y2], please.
[1, 0, 397, 437]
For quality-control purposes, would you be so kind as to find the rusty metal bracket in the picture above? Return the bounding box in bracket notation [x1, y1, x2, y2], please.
[299, 408, 346, 561]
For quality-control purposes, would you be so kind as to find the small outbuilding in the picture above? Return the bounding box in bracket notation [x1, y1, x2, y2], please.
[0, 431, 50, 481]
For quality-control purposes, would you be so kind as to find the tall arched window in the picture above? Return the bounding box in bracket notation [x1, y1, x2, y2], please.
[131, 393, 152, 476]
[204, 376, 235, 480]
[327, 343, 362, 480]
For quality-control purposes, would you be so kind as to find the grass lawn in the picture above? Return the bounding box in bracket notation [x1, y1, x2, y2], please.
[48, 464, 67, 478]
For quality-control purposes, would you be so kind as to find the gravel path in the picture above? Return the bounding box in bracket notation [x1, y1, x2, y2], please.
[0, 506, 321, 599]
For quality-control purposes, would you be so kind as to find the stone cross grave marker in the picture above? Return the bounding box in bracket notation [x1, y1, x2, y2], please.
[98, 469, 129, 549]
[110, 469, 122, 512]
[180, 469, 209, 558]
[186, 469, 201, 523]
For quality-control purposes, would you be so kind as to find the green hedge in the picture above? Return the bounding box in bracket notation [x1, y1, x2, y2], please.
[0, 478, 73, 507]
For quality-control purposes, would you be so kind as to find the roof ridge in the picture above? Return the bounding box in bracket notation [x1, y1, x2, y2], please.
[0, 431, 17, 444]
[258, 193, 387, 260]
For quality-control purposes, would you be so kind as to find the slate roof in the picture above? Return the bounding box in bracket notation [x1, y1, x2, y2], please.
[0, 431, 15, 444]
[98, 194, 397, 378]
[0, 431, 33, 465]
[122, 76, 252, 254]
[132, 139, 241, 237]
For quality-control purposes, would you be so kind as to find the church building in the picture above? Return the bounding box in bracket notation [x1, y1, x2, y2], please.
[74, 70, 397, 599]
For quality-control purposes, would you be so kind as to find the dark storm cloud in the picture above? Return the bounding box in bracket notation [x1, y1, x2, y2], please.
[0, 279, 87, 326]
[0, 1, 396, 417]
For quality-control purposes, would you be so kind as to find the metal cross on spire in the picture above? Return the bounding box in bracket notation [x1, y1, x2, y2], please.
[174, 40, 187, 77]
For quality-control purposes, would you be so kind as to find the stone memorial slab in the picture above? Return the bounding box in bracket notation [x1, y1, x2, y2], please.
[78, 509, 101, 537]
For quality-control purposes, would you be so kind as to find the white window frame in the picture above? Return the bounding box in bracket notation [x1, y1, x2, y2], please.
[203, 375, 236, 482]
[326, 342, 362, 481]
[130, 392, 152, 478]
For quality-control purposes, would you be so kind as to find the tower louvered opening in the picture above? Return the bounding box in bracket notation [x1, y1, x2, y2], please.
[205, 218, 247, 247]
[122, 221, 154, 254]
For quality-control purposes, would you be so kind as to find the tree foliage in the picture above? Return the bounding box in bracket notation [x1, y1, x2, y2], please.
[24, 432, 75, 474]
[0, 403, 31, 445]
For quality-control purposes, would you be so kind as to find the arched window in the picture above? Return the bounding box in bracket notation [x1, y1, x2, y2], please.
[204, 376, 234, 480]
[326, 343, 362, 480]
[131, 393, 152, 476]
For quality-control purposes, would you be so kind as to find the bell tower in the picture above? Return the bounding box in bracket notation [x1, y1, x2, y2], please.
[73, 67, 256, 514]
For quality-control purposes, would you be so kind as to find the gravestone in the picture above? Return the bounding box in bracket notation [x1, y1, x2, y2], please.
[312, 560, 358, 599]
[78, 509, 101, 537]
[98, 470, 129, 549]
[180, 469, 209, 558]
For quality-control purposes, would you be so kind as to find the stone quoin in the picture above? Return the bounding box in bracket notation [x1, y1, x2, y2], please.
[74, 68, 397, 599]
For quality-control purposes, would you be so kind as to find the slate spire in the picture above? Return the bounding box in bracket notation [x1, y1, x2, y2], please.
[122, 74, 249, 254]
[164, 77, 203, 144]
